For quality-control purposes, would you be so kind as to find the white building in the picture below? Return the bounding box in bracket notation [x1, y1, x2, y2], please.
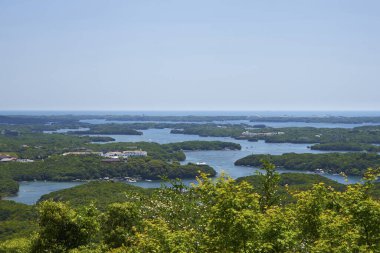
[122, 150, 148, 157]
[103, 150, 148, 159]
[62, 151, 103, 156]
[17, 159, 34, 163]
[241, 131, 285, 137]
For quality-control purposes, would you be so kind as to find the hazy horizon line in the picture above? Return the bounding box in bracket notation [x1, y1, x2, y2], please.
[2, 109, 380, 112]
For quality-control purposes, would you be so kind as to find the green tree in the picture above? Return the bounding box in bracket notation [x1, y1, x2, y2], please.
[103, 202, 142, 248]
[256, 160, 281, 212]
[31, 201, 100, 253]
[0, 238, 31, 253]
[194, 173, 261, 252]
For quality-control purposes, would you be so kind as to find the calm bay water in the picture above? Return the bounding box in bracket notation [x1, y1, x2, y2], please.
[6, 128, 363, 205]
[92, 129, 360, 184]
[4, 182, 83, 205]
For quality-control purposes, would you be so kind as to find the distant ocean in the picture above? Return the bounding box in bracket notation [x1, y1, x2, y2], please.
[1, 110, 380, 117]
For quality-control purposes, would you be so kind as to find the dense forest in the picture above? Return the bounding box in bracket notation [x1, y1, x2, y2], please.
[68, 124, 143, 135]
[38, 181, 154, 209]
[310, 142, 380, 152]
[0, 175, 18, 197]
[162, 141, 241, 151]
[171, 124, 380, 144]
[171, 124, 246, 138]
[0, 132, 97, 159]
[102, 115, 248, 122]
[235, 152, 380, 176]
[0, 164, 379, 252]
[257, 126, 380, 144]
[0, 201, 37, 242]
[249, 116, 380, 124]
[0, 155, 216, 183]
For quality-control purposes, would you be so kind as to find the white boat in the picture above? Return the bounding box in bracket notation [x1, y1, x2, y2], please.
[196, 162, 207, 165]
[125, 177, 137, 183]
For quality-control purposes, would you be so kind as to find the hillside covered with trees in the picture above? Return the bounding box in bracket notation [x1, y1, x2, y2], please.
[0, 155, 216, 183]
[235, 152, 380, 176]
[0, 164, 379, 252]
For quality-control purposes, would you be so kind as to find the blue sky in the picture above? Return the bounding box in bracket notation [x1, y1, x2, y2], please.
[0, 1, 379, 111]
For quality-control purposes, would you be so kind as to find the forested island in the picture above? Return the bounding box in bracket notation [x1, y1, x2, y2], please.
[250, 126, 380, 144]
[68, 124, 143, 135]
[2, 120, 250, 198]
[162, 140, 241, 151]
[171, 124, 380, 144]
[249, 115, 380, 124]
[101, 115, 249, 122]
[171, 124, 246, 138]
[0, 155, 215, 182]
[235, 152, 380, 176]
[310, 142, 380, 152]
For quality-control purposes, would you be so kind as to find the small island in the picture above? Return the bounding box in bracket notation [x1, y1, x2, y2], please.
[234, 152, 380, 176]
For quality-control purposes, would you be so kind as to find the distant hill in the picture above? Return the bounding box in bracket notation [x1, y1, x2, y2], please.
[38, 181, 154, 209]
[0, 200, 37, 241]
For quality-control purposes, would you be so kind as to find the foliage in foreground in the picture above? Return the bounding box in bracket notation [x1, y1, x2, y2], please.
[1, 166, 380, 253]
[0, 201, 37, 241]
